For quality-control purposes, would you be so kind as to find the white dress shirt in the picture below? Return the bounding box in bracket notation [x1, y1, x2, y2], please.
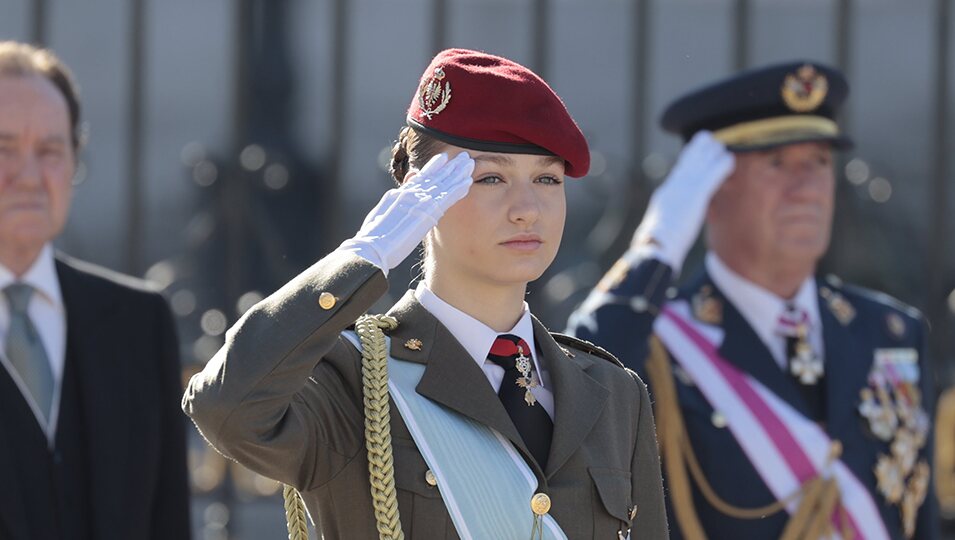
[705, 252, 824, 371]
[0, 244, 66, 444]
[415, 282, 555, 420]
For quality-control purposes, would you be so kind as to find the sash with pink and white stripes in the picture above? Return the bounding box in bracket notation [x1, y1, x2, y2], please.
[654, 301, 889, 539]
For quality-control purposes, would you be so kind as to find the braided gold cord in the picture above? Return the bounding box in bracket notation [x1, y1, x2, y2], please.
[648, 336, 843, 540]
[357, 314, 404, 540]
[283, 484, 310, 540]
[281, 314, 402, 540]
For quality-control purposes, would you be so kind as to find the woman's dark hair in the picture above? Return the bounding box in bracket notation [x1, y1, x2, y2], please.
[389, 126, 447, 185]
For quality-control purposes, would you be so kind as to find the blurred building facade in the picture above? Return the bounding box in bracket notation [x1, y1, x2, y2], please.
[1, 0, 953, 538]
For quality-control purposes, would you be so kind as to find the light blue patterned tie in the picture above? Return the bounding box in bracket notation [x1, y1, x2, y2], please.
[4, 283, 54, 426]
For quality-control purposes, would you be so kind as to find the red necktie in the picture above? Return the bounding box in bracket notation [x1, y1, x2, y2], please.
[487, 334, 553, 468]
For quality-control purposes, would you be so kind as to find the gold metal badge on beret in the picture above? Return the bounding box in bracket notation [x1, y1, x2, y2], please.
[418, 67, 452, 119]
[781, 64, 828, 113]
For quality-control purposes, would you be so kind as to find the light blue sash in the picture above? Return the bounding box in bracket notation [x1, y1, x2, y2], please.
[343, 332, 567, 540]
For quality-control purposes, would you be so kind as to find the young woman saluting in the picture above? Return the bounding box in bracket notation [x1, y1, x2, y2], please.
[183, 49, 666, 540]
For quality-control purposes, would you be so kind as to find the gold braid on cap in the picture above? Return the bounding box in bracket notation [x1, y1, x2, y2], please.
[712, 115, 838, 148]
[283, 314, 403, 540]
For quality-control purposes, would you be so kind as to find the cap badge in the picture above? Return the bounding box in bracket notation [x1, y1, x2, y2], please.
[418, 67, 452, 120]
[781, 64, 828, 113]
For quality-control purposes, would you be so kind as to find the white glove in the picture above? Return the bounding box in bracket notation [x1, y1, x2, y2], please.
[340, 152, 475, 275]
[630, 131, 735, 273]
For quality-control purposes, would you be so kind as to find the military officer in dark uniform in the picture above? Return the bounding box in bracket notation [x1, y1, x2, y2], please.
[568, 61, 938, 539]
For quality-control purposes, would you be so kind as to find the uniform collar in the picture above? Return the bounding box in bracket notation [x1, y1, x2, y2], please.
[414, 282, 543, 384]
[705, 252, 819, 346]
[0, 244, 64, 310]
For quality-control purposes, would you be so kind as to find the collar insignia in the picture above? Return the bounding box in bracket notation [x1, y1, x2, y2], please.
[820, 286, 855, 326]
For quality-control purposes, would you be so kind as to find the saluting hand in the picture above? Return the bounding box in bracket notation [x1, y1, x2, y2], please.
[631, 131, 734, 273]
[341, 152, 475, 273]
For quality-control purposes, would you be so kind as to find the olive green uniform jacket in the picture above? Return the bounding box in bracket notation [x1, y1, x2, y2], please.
[182, 251, 667, 539]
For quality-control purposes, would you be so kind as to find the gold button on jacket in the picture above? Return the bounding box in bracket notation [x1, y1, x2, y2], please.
[318, 291, 336, 310]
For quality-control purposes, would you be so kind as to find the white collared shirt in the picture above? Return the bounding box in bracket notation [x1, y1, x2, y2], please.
[705, 252, 824, 370]
[0, 244, 66, 444]
[415, 282, 555, 419]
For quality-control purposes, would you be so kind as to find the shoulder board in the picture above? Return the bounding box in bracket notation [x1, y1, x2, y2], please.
[824, 275, 923, 321]
[550, 333, 624, 368]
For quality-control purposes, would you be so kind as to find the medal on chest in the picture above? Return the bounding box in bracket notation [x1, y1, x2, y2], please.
[514, 345, 540, 406]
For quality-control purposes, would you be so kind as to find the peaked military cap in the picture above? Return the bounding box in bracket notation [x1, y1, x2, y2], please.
[661, 60, 852, 151]
[406, 48, 590, 177]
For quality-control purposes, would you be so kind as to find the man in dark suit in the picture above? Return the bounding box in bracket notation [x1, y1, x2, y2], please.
[0, 41, 191, 539]
[568, 61, 938, 539]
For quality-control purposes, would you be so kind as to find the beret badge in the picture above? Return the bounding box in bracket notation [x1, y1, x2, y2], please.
[418, 67, 452, 120]
[781, 64, 828, 113]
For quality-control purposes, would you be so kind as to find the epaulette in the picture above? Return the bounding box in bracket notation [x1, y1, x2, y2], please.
[550, 333, 624, 369]
[824, 274, 924, 321]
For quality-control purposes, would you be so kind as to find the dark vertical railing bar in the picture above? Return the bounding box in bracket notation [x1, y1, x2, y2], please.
[632, 0, 649, 176]
[124, 0, 146, 274]
[212, 3, 255, 534]
[531, 0, 550, 79]
[825, 0, 854, 277]
[226, 0, 254, 319]
[233, 0, 252, 151]
[326, 0, 349, 249]
[431, 0, 447, 54]
[835, 0, 851, 72]
[834, 0, 852, 126]
[833, 0, 853, 133]
[733, 0, 749, 70]
[927, 0, 951, 378]
[601, 0, 650, 269]
[30, 0, 47, 45]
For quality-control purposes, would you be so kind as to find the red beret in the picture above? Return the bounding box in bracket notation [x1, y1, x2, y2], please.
[406, 48, 590, 178]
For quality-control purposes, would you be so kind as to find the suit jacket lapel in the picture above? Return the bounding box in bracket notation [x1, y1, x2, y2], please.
[385, 292, 531, 464]
[0, 384, 31, 540]
[701, 273, 811, 417]
[55, 258, 130, 539]
[532, 317, 609, 478]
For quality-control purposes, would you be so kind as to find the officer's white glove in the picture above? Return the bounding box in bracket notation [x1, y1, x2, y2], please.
[629, 131, 735, 273]
[340, 152, 475, 275]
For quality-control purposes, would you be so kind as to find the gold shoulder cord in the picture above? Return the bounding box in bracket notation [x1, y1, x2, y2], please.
[647, 336, 850, 540]
[283, 314, 404, 540]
